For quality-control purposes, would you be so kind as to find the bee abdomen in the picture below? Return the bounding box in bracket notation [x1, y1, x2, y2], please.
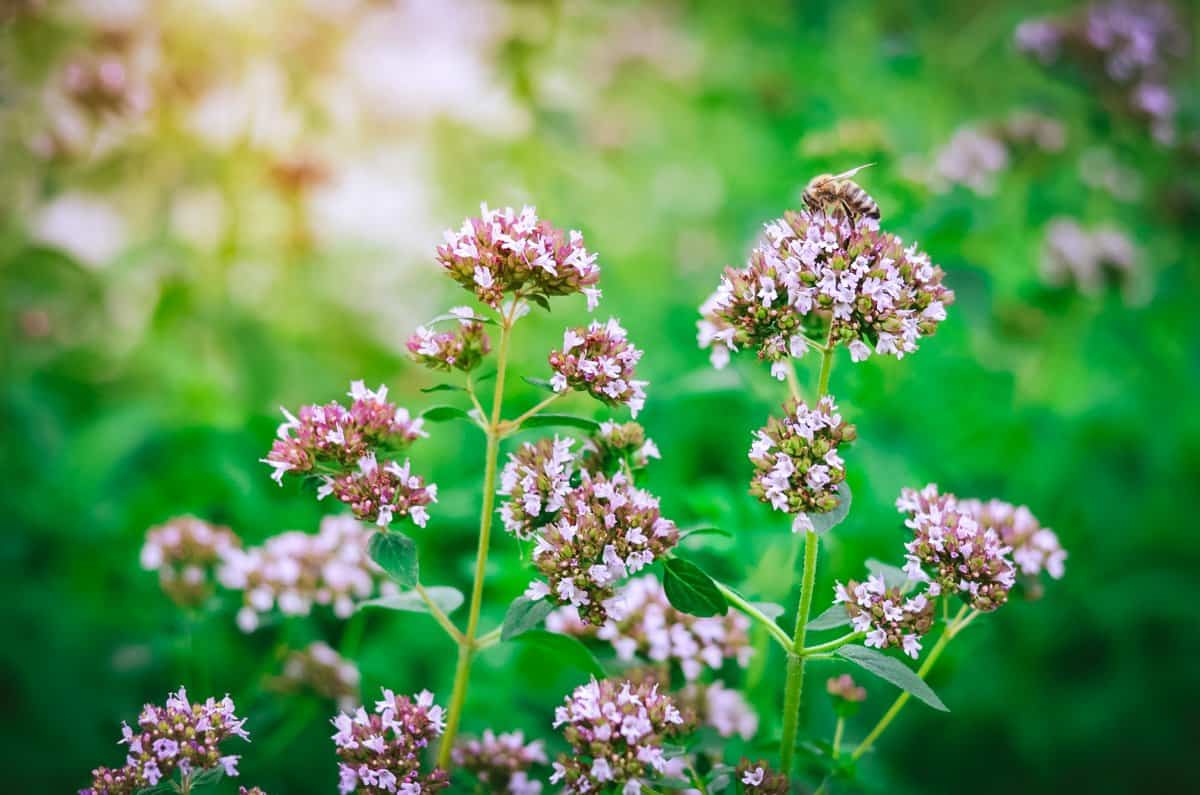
[840, 183, 880, 220]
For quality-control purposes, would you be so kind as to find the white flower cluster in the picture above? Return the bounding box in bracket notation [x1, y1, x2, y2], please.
[833, 575, 937, 659]
[548, 319, 648, 417]
[498, 436, 577, 539]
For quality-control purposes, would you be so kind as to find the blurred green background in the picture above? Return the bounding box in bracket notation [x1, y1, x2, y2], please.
[2, 0, 1198, 792]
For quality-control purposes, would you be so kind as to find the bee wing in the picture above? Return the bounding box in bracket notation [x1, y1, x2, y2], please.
[831, 163, 875, 180]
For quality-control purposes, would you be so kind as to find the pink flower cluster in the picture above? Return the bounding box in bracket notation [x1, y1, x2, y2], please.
[930, 112, 1065, 196]
[827, 674, 867, 703]
[736, 759, 790, 794]
[548, 320, 648, 417]
[80, 688, 249, 795]
[749, 396, 856, 533]
[323, 454, 438, 529]
[1040, 218, 1140, 303]
[524, 471, 679, 626]
[498, 436, 577, 540]
[898, 485, 1017, 612]
[331, 689, 449, 795]
[260, 381, 436, 529]
[275, 642, 362, 712]
[436, 204, 601, 309]
[547, 574, 752, 680]
[1015, 1, 1189, 144]
[406, 307, 492, 373]
[580, 420, 661, 476]
[961, 498, 1066, 581]
[833, 575, 938, 659]
[140, 516, 240, 607]
[550, 678, 689, 794]
[698, 208, 953, 370]
[678, 680, 759, 740]
[452, 730, 547, 795]
[218, 515, 399, 632]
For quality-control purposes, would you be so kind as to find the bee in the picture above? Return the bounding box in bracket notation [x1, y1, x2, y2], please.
[802, 163, 880, 221]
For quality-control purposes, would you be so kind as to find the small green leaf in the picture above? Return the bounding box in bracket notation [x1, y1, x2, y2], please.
[420, 383, 466, 394]
[426, 312, 497, 326]
[474, 369, 497, 385]
[807, 603, 851, 631]
[521, 375, 557, 392]
[836, 645, 948, 712]
[189, 768, 225, 789]
[753, 601, 786, 621]
[360, 586, 463, 615]
[809, 482, 852, 534]
[367, 531, 419, 588]
[662, 558, 728, 617]
[511, 629, 605, 678]
[421, 405, 472, 422]
[679, 526, 732, 541]
[528, 294, 552, 312]
[520, 413, 599, 431]
[865, 558, 909, 589]
[501, 595, 556, 641]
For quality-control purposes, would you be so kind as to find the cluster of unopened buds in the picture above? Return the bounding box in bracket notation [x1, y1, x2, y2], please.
[524, 471, 680, 625]
[406, 307, 492, 373]
[331, 689, 449, 795]
[834, 575, 938, 659]
[580, 420, 661, 475]
[274, 642, 362, 713]
[437, 203, 601, 309]
[827, 674, 868, 704]
[80, 688, 249, 795]
[548, 574, 752, 680]
[218, 515, 399, 632]
[548, 319, 648, 416]
[698, 206, 953, 370]
[899, 485, 1017, 612]
[451, 730, 547, 795]
[140, 516, 240, 607]
[736, 759, 790, 795]
[1015, 0, 1189, 144]
[749, 396, 856, 533]
[550, 678, 690, 794]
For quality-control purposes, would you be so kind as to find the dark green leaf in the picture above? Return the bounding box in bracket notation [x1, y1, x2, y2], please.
[663, 558, 728, 617]
[807, 603, 851, 631]
[679, 525, 732, 541]
[367, 531, 419, 588]
[521, 376, 557, 392]
[189, 768, 225, 789]
[511, 630, 605, 678]
[836, 645, 948, 712]
[528, 294, 552, 312]
[520, 414, 599, 431]
[420, 383, 466, 394]
[359, 586, 463, 615]
[810, 482, 852, 534]
[421, 405, 472, 422]
[474, 369, 497, 384]
[501, 595, 556, 641]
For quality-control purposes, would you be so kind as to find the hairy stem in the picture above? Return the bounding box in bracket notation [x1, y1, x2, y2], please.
[436, 309, 514, 767]
[850, 605, 970, 760]
[779, 528, 820, 774]
[714, 581, 792, 651]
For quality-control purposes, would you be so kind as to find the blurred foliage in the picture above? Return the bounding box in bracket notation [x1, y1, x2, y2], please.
[2, 0, 1199, 792]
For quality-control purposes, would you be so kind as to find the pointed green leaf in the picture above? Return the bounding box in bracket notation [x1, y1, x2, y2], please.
[809, 482, 852, 534]
[511, 629, 605, 678]
[836, 644, 948, 712]
[360, 586, 463, 615]
[502, 595, 556, 641]
[421, 405, 472, 422]
[521, 376, 557, 392]
[426, 312, 497, 326]
[520, 413, 599, 431]
[807, 603, 851, 631]
[528, 294, 552, 312]
[865, 558, 909, 589]
[663, 558, 728, 617]
[420, 383, 466, 394]
[679, 526, 732, 541]
[753, 601, 786, 621]
[367, 531, 419, 588]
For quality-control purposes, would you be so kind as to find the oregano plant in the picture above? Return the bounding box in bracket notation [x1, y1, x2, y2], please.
[91, 195, 1066, 794]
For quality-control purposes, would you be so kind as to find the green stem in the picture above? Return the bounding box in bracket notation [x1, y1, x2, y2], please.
[816, 343, 835, 398]
[416, 583, 465, 644]
[474, 627, 502, 651]
[714, 581, 792, 651]
[779, 528, 820, 774]
[801, 630, 864, 656]
[501, 391, 563, 435]
[850, 605, 970, 760]
[784, 364, 804, 402]
[832, 715, 845, 759]
[436, 309, 514, 767]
